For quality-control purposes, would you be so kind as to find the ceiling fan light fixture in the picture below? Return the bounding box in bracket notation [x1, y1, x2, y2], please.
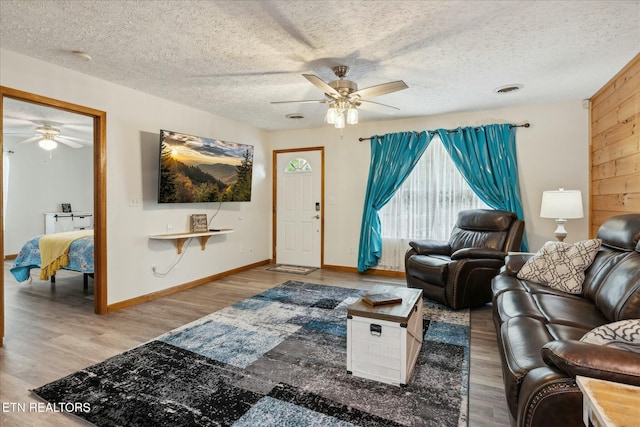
[39, 137, 58, 151]
[347, 106, 358, 125]
[325, 104, 338, 124]
[35, 125, 60, 135]
[273, 65, 407, 129]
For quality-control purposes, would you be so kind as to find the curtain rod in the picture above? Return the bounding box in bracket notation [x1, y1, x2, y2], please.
[358, 122, 530, 141]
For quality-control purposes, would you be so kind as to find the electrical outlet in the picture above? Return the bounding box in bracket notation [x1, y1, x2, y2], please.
[129, 195, 141, 207]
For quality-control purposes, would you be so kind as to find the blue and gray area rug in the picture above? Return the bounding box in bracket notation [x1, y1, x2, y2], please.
[32, 281, 470, 426]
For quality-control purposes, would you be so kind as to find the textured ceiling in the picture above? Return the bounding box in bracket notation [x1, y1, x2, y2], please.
[1, 0, 639, 132]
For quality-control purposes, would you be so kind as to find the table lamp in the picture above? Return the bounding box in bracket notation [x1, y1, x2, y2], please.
[540, 188, 584, 241]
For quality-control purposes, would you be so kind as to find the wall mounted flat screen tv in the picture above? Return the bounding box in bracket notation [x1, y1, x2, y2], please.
[158, 129, 254, 203]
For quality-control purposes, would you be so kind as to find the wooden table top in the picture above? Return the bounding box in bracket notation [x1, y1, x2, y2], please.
[347, 285, 422, 323]
[577, 376, 640, 427]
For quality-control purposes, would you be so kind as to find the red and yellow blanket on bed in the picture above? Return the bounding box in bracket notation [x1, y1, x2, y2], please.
[39, 230, 93, 280]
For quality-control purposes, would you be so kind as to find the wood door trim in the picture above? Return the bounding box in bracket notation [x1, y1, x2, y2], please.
[272, 147, 325, 267]
[0, 86, 108, 345]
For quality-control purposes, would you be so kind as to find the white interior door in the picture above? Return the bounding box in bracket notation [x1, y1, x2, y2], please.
[276, 150, 322, 267]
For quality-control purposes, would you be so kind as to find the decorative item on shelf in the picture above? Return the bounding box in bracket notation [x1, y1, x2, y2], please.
[61, 203, 72, 213]
[190, 214, 208, 232]
[540, 188, 584, 241]
[362, 292, 403, 306]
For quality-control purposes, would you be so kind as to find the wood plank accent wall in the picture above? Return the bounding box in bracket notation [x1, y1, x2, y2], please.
[590, 53, 640, 237]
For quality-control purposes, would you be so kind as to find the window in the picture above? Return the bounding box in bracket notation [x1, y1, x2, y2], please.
[377, 136, 488, 270]
[285, 157, 312, 173]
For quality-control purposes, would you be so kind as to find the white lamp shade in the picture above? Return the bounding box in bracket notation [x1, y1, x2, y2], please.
[346, 107, 358, 125]
[334, 112, 345, 129]
[540, 189, 584, 219]
[325, 106, 337, 124]
[38, 138, 58, 151]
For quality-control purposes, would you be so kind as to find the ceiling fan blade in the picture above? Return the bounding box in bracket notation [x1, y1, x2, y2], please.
[62, 123, 94, 132]
[271, 99, 328, 105]
[3, 117, 37, 126]
[351, 80, 408, 99]
[302, 74, 341, 98]
[358, 99, 400, 113]
[55, 136, 84, 148]
[19, 135, 41, 144]
[56, 134, 88, 143]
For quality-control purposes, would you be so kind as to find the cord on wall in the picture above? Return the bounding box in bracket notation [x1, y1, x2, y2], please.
[208, 201, 223, 227]
[152, 239, 191, 277]
[152, 201, 222, 277]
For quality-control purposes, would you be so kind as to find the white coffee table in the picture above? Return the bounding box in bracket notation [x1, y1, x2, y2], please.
[346, 285, 423, 386]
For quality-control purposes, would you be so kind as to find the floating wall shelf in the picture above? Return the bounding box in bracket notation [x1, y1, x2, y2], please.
[149, 229, 234, 254]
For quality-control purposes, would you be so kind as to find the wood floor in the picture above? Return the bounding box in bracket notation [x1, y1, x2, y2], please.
[1, 263, 512, 426]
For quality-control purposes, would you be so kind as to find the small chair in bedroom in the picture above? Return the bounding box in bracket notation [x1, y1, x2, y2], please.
[404, 209, 524, 309]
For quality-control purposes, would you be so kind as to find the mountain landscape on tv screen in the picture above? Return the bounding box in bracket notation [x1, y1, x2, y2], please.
[158, 130, 253, 203]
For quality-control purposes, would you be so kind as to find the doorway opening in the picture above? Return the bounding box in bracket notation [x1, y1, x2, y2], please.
[1, 86, 107, 346]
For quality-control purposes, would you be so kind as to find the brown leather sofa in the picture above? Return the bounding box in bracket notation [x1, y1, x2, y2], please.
[405, 209, 524, 309]
[491, 213, 640, 427]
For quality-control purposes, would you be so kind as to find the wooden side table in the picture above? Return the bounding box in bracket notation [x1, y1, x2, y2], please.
[576, 376, 640, 427]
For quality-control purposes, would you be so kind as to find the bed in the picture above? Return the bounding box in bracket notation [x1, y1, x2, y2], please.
[10, 230, 94, 288]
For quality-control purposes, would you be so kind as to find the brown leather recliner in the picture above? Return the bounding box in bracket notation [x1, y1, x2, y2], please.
[405, 209, 525, 309]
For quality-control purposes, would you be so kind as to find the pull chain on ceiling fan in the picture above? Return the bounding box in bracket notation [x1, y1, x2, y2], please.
[272, 65, 408, 128]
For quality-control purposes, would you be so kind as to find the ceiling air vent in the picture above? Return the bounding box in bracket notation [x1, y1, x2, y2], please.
[494, 84, 523, 94]
[285, 114, 305, 120]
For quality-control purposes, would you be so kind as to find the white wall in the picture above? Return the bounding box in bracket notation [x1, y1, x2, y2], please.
[4, 134, 93, 254]
[2, 48, 590, 304]
[269, 101, 590, 267]
[1, 49, 271, 304]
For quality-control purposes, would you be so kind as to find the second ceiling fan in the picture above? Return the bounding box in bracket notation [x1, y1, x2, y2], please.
[18, 123, 85, 151]
[272, 65, 408, 128]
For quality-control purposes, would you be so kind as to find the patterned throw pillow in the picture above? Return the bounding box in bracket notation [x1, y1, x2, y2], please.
[581, 319, 640, 353]
[516, 239, 601, 294]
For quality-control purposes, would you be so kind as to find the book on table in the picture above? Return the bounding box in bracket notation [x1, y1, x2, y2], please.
[362, 292, 403, 306]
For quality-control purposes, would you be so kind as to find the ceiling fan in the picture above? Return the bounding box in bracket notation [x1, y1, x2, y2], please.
[272, 65, 408, 128]
[17, 124, 86, 151]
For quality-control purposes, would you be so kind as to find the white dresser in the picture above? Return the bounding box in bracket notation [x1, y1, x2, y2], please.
[44, 212, 93, 234]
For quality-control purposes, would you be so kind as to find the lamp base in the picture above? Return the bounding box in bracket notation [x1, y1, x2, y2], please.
[554, 219, 568, 242]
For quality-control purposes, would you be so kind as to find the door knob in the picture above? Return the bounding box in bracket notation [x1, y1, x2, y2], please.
[312, 215, 320, 219]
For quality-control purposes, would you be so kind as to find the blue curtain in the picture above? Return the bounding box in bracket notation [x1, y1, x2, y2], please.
[357, 131, 432, 272]
[437, 124, 528, 251]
